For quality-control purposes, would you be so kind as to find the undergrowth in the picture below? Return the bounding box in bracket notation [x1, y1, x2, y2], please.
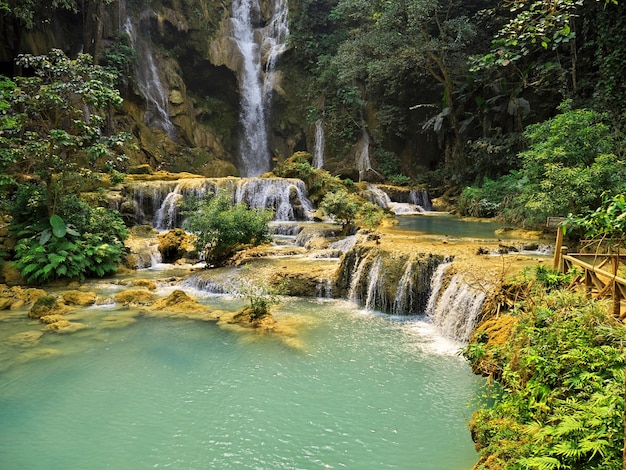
[465, 275, 625, 470]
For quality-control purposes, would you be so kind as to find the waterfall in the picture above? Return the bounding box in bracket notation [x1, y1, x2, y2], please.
[427, 273, 488, 343]
[362, 185, 432, 214]
[409, 189, 433, 211]
[361, 184, 392, 210]
[341, 247, 443, 313]
[313, 119, 325, 169]
[231, 0, 289, 177]
[364, 257, 385, 311]
[357, 128, 373, 181]
[262, 0, 290, 103]
[129, 177, 314, 229]
[123, 12, 174, 137]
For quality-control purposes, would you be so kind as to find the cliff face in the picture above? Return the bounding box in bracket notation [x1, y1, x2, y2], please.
[0, 0, 438, 179]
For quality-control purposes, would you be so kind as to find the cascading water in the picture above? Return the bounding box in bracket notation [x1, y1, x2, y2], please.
[262, 0, 289, 103]
[123, 11, 175, 137]
[129, 177, 314, 229]
[357, 128, 373, 181]
[427, 273, 488, 342]
[313, 119, 325, 169]
[342, 248, 443, 314]
[230, 0, 289, 176]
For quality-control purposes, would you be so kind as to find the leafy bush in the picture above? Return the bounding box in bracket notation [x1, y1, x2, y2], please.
[183, 192, 273, 267]
[458, 174, 521, 218]
[463, 106, 626, 226]
[466, 286, 626, 470]
[10, 186, 128, 284]
[319, 189, 361, 229]
[14, 212, 127, 284]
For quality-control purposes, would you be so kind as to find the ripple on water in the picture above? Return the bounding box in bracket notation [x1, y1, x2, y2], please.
[0, 297, 481, 470]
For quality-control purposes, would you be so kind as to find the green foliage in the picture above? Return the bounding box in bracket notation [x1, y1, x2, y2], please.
[4, 49, 130, 216]
[100, 32, 137, 87]
[462, 106, 626, 226]
[183, 192, 273, 267]
[0, 76, 18, 197]
[458, 174, 521, 218]
[466, 286, 626, 470]
[233, 266, 283, 318]
[566, 193, 626, 245]
[272, 153, 345, 204]
[9, 187, 128, 284]
[319, 189, 361, 229]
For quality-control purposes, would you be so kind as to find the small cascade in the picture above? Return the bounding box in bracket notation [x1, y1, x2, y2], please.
[341, 247, 444, 313]
[124, 12, 174, 137]
[427, 274, 488, 342]
[180, 275, 229, 294]
[230, 0, 289, 177]
[357, 128, 373, 181]
[315, 278, 334, 298]
[364, 257, 385, 311]
[313, 119, 325, 169]
[425, 262, 452, 316]
[362, 185, 432, 214]
[361, 184, 392, 210]
[409, 189, 433, 211]
[128, 177, 314, 229]
[329, 235, 357, 254]
[235, 178, 314, 221]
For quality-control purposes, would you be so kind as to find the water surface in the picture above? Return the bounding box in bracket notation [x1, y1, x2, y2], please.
[0, 298, 481, 469]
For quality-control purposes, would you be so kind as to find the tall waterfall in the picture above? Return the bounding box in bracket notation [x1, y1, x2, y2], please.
[357, 128, 373, 181]
[123, 11, 174, 137]
[128, 177, 314, 229]
[231, 0, 289, 177]
[313, 119, 325, 169]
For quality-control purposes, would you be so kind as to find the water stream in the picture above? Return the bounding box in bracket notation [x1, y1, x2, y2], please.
[313, 119, 325, 169]
[123, 9, 175, 137]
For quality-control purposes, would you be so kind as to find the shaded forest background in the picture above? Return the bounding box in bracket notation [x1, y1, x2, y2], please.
[1, 0, 626, 227]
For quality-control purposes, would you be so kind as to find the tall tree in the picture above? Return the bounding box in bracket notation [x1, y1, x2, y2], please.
[4, 49, 129, 216]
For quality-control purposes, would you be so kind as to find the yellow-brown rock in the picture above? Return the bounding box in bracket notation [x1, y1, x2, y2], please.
[61, 290, 97, 306]
[150, 290, 208, 313]
[28, 295, 69, 319]
[114, 289, 155, 306]
[39, 314, 67, 324]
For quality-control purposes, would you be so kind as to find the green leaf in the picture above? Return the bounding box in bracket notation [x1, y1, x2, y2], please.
[50, 214, 67, 238]
[39, 229, 52, 245]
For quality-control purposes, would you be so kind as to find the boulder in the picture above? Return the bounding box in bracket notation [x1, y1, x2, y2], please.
[150, 290, 208, 313]
[28, 295, 69, 319]
[114, 289, 155, 306]
[61, 290, 97, 306]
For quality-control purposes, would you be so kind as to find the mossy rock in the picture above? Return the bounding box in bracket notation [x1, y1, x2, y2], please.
[150, 290, 208, 313]
[61, 290, 97, 306]
[114, 289, 155, 306]
[28, 295, 69, 319]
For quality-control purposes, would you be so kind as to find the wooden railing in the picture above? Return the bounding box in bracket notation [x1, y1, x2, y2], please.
[556, 247, 626, 318]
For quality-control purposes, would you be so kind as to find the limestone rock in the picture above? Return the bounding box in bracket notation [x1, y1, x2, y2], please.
[157, 229, 197, 263]
[39, 314, 67, 324]
[114, 289, 155, 306]
[150, 290, 208, 313]
[28, 295, 69, 319]
[61, 290, 97, 306]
